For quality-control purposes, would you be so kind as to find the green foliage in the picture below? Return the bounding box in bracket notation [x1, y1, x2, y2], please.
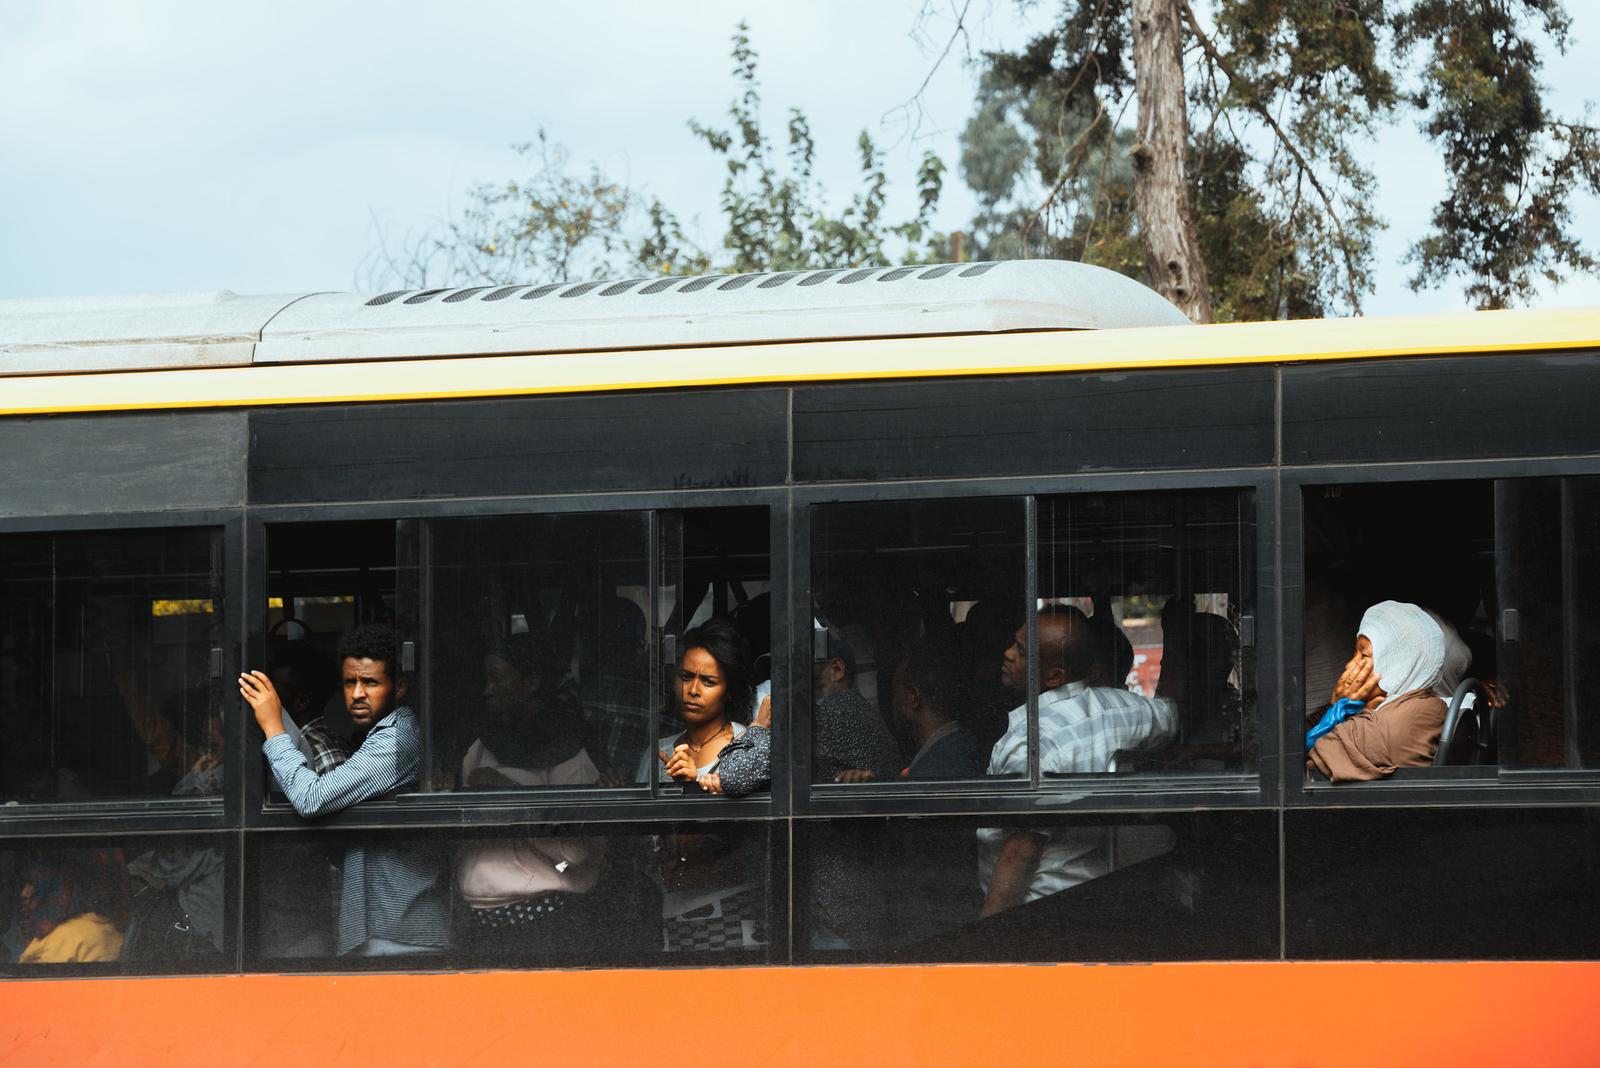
[1395, 0, 1600, 307]
[679, 23, 945, 272]
[965, 0, 1597, 316]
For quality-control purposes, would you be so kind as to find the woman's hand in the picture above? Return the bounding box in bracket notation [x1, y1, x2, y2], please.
[701, 772, 724, 795]
[239, 671, 285, 738]
[1330, 649, 1384, 709]
[661, 743, 699, 783]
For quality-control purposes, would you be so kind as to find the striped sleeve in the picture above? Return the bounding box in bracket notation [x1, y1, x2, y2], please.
[263, 708, 418, 818]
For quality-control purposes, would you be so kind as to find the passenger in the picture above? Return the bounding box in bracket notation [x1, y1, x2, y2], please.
[892, 640, 986, 780]
[585, 596, 651, 779]
[655, 620, 765, 950]
[267, 640, 347, 773]
[455, 633, 602, 958]
[1306, 601, 1462, 782]
[954, 598, 1019, 752]
[658, 619, 754, 786]
[978, 604, 1180, 917]
[240, 623, 449, 956]
[1084, 593, 1135, 690]
[17, 847, 129, 963]
[812, 624, 900, 784]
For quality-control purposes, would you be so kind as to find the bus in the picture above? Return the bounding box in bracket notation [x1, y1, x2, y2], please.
[2, 261, 1599, 1066]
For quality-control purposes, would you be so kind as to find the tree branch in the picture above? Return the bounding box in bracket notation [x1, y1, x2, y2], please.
[1177, 0, 1364, 312]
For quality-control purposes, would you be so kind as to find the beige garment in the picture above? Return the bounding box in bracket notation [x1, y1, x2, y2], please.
[1307, 689, 1446, 782]
[455, 743, 603, 907]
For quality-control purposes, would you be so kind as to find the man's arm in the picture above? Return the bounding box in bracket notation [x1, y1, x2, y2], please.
[980, 831, 1046, 917]
[263, 714, 416, 819]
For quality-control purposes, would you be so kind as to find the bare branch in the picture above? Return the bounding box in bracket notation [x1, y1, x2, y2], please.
[886, 0, 977, 143]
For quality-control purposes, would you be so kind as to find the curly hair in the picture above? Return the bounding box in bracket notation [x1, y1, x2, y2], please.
[336, 622, 401, 681]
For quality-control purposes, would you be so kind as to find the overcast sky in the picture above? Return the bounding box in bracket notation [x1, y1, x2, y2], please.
[1, 0, 1595, 317]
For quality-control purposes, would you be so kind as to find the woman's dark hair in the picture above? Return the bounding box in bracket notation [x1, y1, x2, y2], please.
[680, 618, 755, 722]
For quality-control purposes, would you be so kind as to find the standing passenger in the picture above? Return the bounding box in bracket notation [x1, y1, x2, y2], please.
[240, 623, 448, 956]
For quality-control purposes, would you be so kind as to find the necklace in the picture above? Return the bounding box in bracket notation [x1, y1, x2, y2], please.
[685, 722, 729, 755]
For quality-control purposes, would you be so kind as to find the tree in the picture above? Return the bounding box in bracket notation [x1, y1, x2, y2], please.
[367, 24, 945, 289]
[951, 0, 1599, 320]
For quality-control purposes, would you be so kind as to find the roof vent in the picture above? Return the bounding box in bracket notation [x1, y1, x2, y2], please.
[959, 262, 998, 277]
[917, 265, 958, 280]
[482, 286, 525, 301]
[600, 279, 647, 296]
[839, 268, 881, 284]
[797, 269, 848, 287]
[678, 276, 720, 294]
[442, 286, 492, 303]
[638, 277, 679, 295]
[559, 281, 604, 298]
[520, 284, 564, 300]
[365, 290, 411, 307]
[402, 289, 448, 305]
[718, 273, 765, 291]
[878, 267, 918, 282]
[758, 271, 804, 289]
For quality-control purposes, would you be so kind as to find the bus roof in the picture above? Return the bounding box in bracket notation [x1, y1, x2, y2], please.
[0, 260, 1187, 376]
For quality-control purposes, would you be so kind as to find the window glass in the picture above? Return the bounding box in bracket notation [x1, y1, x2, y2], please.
[263, 520, 412, 798]
[0, 528, 223, 804]
[423, 512, 651, 790]
[1034, 490, 1254, 778]
[657, 507, 772, 795]
[248, 822, 774, 968]
[1, 833, 233, 972]
[810, 498, 1026, 784]
[795, 811, 1276, 962]
[1495, 476, 1600, 768]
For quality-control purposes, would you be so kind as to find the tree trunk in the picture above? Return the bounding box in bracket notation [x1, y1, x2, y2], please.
[1130, 0, 1213, 323]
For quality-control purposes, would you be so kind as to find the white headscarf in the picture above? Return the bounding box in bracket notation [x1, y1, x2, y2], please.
[1424, 608, 1472, 697]
[1357, 600, 1454, 702]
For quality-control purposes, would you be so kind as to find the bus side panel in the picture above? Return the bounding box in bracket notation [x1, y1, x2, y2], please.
[4, 962, 1599, 1066]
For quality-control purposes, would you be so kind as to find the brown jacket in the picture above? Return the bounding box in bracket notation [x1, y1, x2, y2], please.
[1307, 689, 1446, 783]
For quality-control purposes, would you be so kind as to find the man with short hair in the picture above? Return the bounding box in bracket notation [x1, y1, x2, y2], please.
[978, 604, 1180, 917]
[240, 622, 448, 956]
[891, 640, 986, 781]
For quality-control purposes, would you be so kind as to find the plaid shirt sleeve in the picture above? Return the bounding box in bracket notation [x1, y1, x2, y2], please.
[299, 719, 349, 774]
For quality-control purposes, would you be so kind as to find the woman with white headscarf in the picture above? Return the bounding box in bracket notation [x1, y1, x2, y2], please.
[1307, 600, 1466, 782]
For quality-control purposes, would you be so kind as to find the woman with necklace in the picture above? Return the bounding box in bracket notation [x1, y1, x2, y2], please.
[657, 619, 753, 786]
[654, 619, 767, 952]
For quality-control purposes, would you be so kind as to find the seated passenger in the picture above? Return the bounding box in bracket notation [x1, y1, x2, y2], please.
[892, 639, 986, 780]
[979, 605, 1180, 917]
[812, 624, 900, 784]
[241, 623, 449, 956]
[1306, 600, 1464, 782]
[659, 619, 754, 786]
[455, 633, 603, 957]
[17, 847, 130, 963]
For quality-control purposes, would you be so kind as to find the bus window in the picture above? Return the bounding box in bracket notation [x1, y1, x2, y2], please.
[795, 811, 1276, 962]
[810, 498, 1027, 785]
[656, 507, 772, 795]
[1034, 490, 1255, 778]
[1, 833, 233, 972]
[423, 512, 651, 791]
[1301, 481, 1499, 780]
[247, 822, 774, 968]
[264, 520, 411, 799]
[0, 528, 223, 805]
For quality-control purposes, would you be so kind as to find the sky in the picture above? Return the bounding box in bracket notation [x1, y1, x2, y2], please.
[0, 0, 1595, 318]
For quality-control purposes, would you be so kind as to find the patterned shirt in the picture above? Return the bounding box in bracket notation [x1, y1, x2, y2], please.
[979, 682, 1177, 901]
[298, 717, 348, 774]
[263, 706, 448, 954]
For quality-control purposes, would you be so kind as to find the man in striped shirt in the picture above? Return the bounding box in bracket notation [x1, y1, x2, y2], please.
[241, 623, 449, 956]
[978, 604, 1180, 917]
